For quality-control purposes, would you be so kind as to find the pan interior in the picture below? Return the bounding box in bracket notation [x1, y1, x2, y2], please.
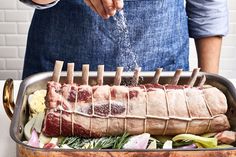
[12, 71, 236, 147]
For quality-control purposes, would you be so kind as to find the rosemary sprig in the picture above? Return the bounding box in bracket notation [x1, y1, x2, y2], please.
[60, 133, 130, 149]
[113, 133, 130, 149]
[93, 137, 116, 149]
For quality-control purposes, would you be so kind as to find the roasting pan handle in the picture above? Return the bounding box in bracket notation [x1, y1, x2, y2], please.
[3, 79, 15, 120]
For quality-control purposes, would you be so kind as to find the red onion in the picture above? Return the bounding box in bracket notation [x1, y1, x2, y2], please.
[176, 144, 197, 149]
[123, 133, 150, 149]
[27, 129, 40, 148]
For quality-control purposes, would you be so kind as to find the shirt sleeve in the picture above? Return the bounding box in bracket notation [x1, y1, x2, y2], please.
[186, 0, 229, 39]
[19, 0, 60, 9]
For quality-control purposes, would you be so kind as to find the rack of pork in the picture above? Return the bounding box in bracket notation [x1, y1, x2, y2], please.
[42, 61, 230, 138]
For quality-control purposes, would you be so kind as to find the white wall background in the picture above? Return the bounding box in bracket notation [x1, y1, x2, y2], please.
[0, 0, 236, 80]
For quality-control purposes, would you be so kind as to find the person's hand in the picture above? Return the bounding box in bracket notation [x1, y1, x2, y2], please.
[84, 0, 124, 19]
[32, 0, 56, 5]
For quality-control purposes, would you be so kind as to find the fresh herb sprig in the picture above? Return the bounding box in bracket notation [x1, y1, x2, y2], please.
[60, 133, 130, 149]
[113, 133, 130, 149]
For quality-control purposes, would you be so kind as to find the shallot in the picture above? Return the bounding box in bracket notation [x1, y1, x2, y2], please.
[27, 129, 39, 148]
[123, 133, 150, 149]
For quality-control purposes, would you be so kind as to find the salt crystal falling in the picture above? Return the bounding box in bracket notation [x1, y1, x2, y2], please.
[113, 10, 139, 71]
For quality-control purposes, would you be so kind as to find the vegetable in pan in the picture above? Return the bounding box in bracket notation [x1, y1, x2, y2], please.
[24, 111, 236, 149]
[23, 61, 236, 150]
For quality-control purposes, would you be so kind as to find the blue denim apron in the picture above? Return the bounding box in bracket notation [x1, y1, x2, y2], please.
[23, 0, 189, 78]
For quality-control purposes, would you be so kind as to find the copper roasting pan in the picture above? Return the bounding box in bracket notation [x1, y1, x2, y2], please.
[3, 71, 236, 157]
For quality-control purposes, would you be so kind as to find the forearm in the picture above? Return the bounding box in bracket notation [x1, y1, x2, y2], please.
[32, 0, 56, 5]
[20, 0, 59, 9]
[195, 36, 222, 74]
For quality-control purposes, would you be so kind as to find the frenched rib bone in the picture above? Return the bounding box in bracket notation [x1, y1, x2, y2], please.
[97, 65, 104, 86]
[67, 63, 74, 84]
[42, 62, 230, 137]
[152, 68, 163, 84]
[52, 60, 63, 82]
[114, 67, 124, 86]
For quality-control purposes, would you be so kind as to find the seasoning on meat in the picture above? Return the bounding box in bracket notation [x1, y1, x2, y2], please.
[42, 61, 230, 137]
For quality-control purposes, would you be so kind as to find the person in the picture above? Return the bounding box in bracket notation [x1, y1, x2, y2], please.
[20, 0, 228, 79]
